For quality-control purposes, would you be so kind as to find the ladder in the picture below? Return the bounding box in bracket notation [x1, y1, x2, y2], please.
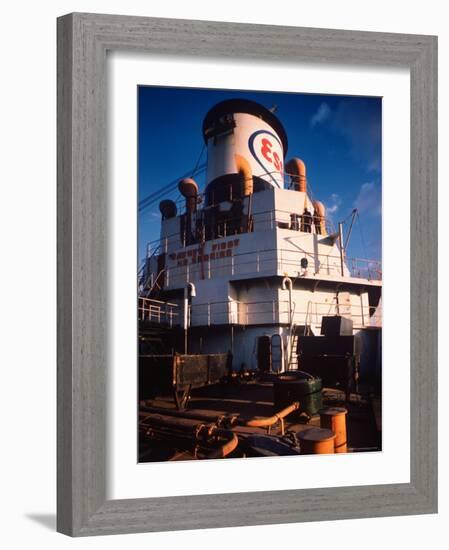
[287, 328, 299, 371]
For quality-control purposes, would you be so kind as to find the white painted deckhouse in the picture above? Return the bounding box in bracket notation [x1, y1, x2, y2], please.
[139, 99, 382, 375]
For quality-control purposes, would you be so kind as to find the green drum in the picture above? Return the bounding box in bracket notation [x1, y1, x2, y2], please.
[273, 372, 323, 418]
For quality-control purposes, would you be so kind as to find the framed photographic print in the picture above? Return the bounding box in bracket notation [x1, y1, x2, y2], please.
[57, 13, 437, 536]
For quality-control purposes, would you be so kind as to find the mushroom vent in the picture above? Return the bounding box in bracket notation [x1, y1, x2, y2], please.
[178, 178, 199, 198]
[159, 199, 177, 219]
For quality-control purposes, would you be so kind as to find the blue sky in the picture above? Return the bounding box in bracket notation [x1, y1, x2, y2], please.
[138, 86, 381, 265]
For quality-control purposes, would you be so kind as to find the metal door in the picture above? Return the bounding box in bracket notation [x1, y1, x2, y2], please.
[271, 334, 282, 372]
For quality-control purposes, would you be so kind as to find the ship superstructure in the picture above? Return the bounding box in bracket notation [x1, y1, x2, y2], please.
[139, 99, 382, 376]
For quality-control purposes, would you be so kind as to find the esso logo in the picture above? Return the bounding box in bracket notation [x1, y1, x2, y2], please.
[248, 130, 284, 187]
[260, 137, 283, 174]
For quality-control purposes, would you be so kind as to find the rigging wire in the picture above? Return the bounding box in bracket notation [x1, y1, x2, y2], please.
[139, 143, 207, 212]
[356, 210, 369, 260]
[138, 163, 206, 212]
[191, 143, 206, 177]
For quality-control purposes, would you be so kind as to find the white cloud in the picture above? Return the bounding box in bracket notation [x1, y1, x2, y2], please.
[326, 193, 342, 214]
[310, 102, 331, 128]
[354, 182, 381, 215]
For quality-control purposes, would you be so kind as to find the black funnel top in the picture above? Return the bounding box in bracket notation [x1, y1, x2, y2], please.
[202, 98, 288, 154]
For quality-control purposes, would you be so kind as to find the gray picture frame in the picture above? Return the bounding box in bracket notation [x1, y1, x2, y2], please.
[57, 12, 438, 537]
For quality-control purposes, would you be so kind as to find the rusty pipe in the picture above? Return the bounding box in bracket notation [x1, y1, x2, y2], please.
[242, 402, 299, 435]
[234, 153, 253, 196]
[139, 411, 206, 435]
[196, 428, 239, 459]
[140, 405, 238, 427]
[285, 157, 307, 192]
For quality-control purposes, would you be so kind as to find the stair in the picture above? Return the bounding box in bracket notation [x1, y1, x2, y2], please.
[287, 324, 315, 371]
[287, 331, 299, 371]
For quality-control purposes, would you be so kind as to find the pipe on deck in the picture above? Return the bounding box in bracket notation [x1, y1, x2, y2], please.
[242, 401, 300, 434]
[140, 404, 238, 428]
[196, 428, 239, 459]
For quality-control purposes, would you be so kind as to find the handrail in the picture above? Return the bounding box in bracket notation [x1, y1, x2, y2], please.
[187, 299, 380, 328]
[158, 247, 381, 285]
[139, 296, 178, 307]
[138, 297, 179, 325]
[138, 295, 380, 328]
[141, 207, 337, 252]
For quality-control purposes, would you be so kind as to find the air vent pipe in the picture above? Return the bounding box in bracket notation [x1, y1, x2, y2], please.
[285, 157, 307, 193]
[178, 178, 199, 213]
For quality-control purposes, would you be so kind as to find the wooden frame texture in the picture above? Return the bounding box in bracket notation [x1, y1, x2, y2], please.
[57, 12, 438, 536]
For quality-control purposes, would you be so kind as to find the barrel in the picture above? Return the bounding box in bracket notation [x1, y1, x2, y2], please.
[273, 372, 322, 417]
[298, 427, 336, 455]
[319, 407, 348, 453]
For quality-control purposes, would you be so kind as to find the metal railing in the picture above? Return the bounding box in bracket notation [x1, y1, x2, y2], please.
[160, 248, 381, 288]
[142, 208, 337, 255]
[188, 299, 380, 328]
[138, 297, 179, 327]
[137, 295, 381, 329]
[303, 300, 381, 329]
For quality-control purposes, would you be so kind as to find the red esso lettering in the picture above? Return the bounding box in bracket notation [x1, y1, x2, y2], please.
[273, 152, 282, 173]
[261, 138, 283, 175]
[260, 138, 273, 163]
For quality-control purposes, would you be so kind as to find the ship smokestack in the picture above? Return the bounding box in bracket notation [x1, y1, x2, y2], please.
[286, 157, 307, 193]
[202, 99, 288, 205]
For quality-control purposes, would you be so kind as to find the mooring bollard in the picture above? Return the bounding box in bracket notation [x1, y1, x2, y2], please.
[298, 427, 335, 455]
[319, 407, 348, 453]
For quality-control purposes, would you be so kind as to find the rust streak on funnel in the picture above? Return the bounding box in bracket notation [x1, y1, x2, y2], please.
[286, 157, 307, 193]
[178, 178, 199, 213]
[234, 154, 253, 196]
